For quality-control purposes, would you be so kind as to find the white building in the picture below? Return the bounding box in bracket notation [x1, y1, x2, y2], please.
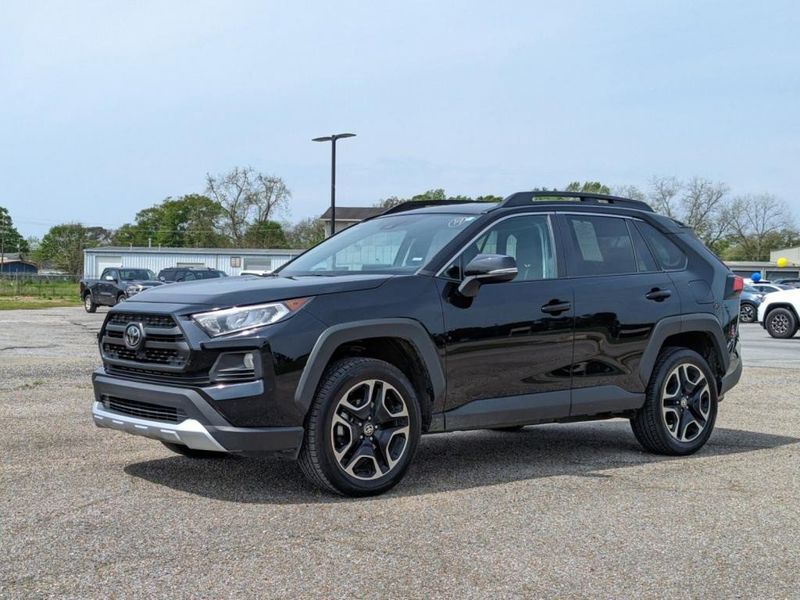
[83, 246, 303, 278]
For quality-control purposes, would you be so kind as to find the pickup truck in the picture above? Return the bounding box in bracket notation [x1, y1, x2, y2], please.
[80, 268, 163, 313]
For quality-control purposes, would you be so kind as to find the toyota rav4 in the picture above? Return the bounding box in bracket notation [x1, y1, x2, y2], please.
[91, 191, 743, 496]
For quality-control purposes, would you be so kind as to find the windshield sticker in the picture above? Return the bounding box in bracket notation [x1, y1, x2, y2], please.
[448, 216, 476, 228]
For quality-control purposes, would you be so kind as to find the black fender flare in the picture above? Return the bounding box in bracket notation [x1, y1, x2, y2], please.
[638, 313, 729, 387]
[294, 318, 446, 419]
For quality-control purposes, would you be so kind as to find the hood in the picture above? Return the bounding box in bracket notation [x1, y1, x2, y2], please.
[126, 273, 393, 307]
[762, 288, 800, 304]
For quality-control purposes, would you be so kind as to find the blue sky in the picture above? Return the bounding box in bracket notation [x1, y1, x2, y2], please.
[1, 0, 798, 238]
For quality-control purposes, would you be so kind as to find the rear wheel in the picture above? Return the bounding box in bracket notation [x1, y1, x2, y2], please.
[83, 293, 97, 313]
[765, 307, 797, 339]
[739, 302, 757, 323]
[161, 442, 226, 459]
[298, 357, 421, 497]
[631, 347, 718, 456]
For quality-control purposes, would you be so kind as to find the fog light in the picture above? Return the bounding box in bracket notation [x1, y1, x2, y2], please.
[243, 352, 255, 370]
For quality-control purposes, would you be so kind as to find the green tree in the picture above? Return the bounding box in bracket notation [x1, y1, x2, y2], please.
[286, 217, 326, 249]
[565, 181, 612, 195]
[375, 189, 500, 209]
[36, 224, 110, 276]
[0, 206, 29, 256]
[112, 194, 227, 248]
[243, 220, 289, 248]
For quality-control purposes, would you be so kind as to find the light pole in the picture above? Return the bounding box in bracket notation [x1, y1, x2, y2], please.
[312, 133, 356, 236]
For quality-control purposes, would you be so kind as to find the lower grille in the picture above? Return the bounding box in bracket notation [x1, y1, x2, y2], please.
[101, 396, 185, 423]
[106, 365, 212, 387]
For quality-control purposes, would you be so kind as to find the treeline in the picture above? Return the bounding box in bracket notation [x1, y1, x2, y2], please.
[6, 171, 797, 276]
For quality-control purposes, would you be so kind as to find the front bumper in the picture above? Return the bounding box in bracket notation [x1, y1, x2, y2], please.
[91, 371, 304, 458]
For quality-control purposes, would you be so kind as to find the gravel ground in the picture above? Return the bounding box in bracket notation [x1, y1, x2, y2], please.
[1, 308, 799, 599]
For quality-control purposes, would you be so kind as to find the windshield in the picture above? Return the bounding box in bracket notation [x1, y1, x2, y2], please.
[280, 213, 480, 276]
[120, 269, 155, 280]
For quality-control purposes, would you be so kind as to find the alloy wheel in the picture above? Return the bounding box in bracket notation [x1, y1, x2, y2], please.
[84, 295, 93, 310]
[770, 313, 790, 335]
[330, 379, 410, 481]
[660, 363, 711, 443]
[739, 304, 755, 322]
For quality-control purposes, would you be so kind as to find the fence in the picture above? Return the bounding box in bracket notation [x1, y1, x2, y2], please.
[0, 274, 81, 299]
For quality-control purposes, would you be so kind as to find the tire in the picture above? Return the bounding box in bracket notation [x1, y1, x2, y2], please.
[161, 441, 226, 459]
[765, 307, 798, 339]
[739, 302, 757, 323]
[490, 426, 525, 432]
[298, 357, 422, 497]
[83, 292, 97, 313]
[631, 347, 718, 456]
[115, 293, 126, 305]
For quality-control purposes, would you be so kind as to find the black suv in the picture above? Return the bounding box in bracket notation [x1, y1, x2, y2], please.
[91, 192, 742, 496]
[158, 267, 227, 283]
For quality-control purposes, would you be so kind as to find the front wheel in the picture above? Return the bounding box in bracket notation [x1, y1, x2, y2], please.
[631, 347, 718, 456]
[739, 302, 757, 323]
[765, 307, 797, 339]
[298, 357, 422, 497]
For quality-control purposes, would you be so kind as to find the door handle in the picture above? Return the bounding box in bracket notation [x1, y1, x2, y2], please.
[541, 300, 572, 315]
[646, 288, 672, 301]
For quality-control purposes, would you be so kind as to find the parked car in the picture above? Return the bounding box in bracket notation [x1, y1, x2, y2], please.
[749, 283, 789, 295]
[157, 267, 227, 283]
[91, 191, 742, 496]
[80, 268, 162, 313]
[758, 287, 800, 338]
[739, 286, 764, 323]
[772, 278, 800, 288]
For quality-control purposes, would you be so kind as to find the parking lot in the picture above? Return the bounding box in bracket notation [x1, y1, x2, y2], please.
[1, 307, 799, 598]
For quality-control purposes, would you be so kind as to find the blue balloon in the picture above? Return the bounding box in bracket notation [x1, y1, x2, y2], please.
[751, 272, 762, 282]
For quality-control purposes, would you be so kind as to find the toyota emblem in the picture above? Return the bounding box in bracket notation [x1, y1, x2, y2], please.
[124, 323, 144, 350]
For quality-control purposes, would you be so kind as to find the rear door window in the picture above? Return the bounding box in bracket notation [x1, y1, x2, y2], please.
[563, 215, 637, 276]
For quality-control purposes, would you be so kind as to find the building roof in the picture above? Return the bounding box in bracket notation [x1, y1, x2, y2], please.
[320, 206, 385, 221]
[84, 247, 302, 255]
[0, 253, 35, 265]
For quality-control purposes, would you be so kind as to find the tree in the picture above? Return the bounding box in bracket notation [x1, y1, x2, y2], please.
[725, 194, 794, 261]
[647, 176, 682, 217]
[286, 217, 326, 249]
[565, 181, 611, 195]
[206, 167, 291, 246]
[36, 224, 111, 276]
[0, 206, 29, 256]
[112, 195, 227, 248]
[243, 220, 289, 248]
[375, 189, 499, 209]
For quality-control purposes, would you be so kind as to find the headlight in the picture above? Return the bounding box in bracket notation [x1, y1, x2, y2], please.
[126, 285, 142, 295]
[192, 298, 310, 337]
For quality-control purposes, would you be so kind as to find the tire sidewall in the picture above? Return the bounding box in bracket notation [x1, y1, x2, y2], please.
[647, 348, 718, 454]
[739, 302, 756, 323]
[312, 360, 422, 496]
[83, 293, 96, 313]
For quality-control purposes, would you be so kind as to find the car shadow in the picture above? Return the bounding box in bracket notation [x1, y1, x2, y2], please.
[123, 422, 799, 504]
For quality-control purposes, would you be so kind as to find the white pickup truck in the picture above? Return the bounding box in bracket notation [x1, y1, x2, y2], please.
[757, 288, 800, 338]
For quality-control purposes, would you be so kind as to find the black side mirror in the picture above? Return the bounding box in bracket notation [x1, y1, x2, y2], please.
[458, 254, 518, 297]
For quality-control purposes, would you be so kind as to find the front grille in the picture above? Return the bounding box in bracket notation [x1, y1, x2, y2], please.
[101, 396, 185, 423]
[101, 312, 190, 370]
[106, 365, 212, 387]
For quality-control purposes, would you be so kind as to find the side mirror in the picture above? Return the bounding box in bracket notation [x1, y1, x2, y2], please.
[104, 275, 115, 282]
[457, 254, 518, 297]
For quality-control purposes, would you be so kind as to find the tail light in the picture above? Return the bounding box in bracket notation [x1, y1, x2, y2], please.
[725, 274, 744, 298]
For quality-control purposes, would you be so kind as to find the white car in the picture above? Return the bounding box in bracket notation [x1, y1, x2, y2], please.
[757, 288, 800, 338]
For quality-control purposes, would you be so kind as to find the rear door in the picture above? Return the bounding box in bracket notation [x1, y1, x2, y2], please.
[557, 213, 682, 415]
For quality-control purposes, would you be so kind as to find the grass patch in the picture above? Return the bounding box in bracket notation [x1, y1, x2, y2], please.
[0, 296, 83, 310]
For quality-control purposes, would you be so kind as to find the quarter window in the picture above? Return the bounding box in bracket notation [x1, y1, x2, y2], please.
[635, 221, 688, 271]
[564, 215, 637, 276]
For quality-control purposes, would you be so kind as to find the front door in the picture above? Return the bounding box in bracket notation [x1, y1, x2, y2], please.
[437, 213, 575, 428]
[557, 213, 683, 415]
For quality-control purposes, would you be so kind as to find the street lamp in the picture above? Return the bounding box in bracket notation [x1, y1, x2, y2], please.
[312, 133, 356, 236]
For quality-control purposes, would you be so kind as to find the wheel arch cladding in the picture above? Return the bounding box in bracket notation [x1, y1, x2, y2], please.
[294, 319, 445, 431]
[765, 302, 799, 323]
[639, 314, 728, 389]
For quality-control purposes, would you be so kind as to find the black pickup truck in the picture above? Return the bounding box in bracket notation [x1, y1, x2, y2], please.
[80, 267, 163, 312]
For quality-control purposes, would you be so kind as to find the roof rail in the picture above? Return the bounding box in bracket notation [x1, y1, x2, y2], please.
[380, 199, 484, 216]
[499, 191, 653, 212]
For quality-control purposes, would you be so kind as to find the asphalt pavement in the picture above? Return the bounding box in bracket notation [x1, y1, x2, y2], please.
[1, 308, 799, 598]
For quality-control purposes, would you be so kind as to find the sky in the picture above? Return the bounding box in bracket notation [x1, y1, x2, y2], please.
[1, 0, 799, 238]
